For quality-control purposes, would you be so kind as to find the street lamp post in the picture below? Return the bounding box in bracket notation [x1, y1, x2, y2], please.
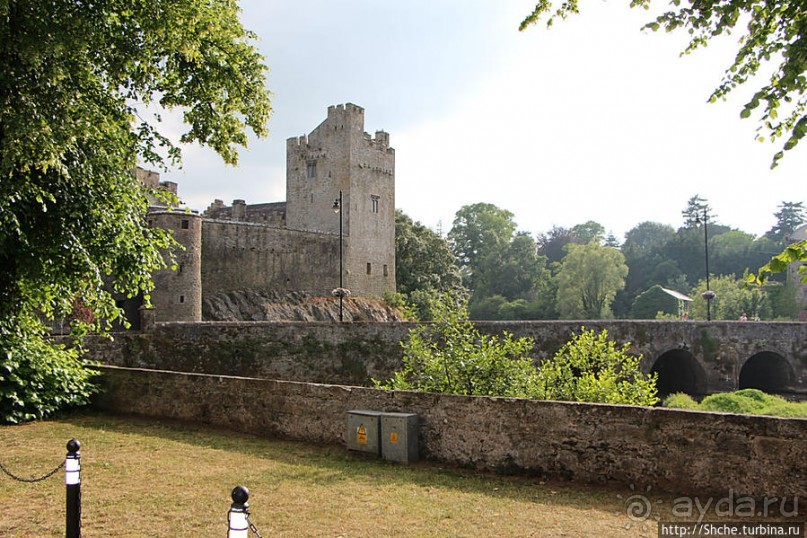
[332, 191, 343, 322]
[696, 208, 714, 321]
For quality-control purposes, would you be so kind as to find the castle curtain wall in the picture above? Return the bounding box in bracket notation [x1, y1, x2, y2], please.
[200, 220, 340, 299]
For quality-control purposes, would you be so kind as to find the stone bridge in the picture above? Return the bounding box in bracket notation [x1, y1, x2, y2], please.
[481, 320, 807, 398]
[86, 320, 807, 398]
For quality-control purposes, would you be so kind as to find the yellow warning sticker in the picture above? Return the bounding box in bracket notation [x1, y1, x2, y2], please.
[357, 424, 367, 445]
[390, 432, 398, 444]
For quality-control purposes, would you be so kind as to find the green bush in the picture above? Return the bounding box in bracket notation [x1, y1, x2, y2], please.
[759, 401, 807, 418]
[699, 392, 770, 414]
[382, 302, 665, 407]
[536, 328, 658, 406]
[663, 392, 700, 410]
[376, 293, 540, 398]
[665, 389, 807, 418]
[733, 388, 780, 405]
[1, 317, 99, 424]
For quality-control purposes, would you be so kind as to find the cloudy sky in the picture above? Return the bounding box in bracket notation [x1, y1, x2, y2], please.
[164, 0, 807, 241]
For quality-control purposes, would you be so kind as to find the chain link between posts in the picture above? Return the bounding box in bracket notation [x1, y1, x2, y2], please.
[5, 453, 265, 536]
[246, 511, 264, 538]
[0, 459, 65, 483]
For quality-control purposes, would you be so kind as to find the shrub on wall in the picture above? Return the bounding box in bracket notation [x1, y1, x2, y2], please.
[376, 293, 540, 397]
[535, 328, 659, 406]
[379, 295, 660, 407]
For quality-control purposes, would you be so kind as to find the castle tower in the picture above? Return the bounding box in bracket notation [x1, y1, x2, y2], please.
[286, 103, 395, 296]
[147, 211, 203, 322]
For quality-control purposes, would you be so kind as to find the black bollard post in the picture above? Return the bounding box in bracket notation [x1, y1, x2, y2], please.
[228, 486, 250, 538]
[65, 439, 81, 538]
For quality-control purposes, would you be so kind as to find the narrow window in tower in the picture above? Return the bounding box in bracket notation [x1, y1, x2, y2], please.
[178, 263, 184, 274]
[371, 195, 379, 213]
[383, 264, 388, 277]
[179, 295, 185, 304]
[306, 161, 317, 179]
[181, 219, 189, 229]
[366, 262, 372, 275]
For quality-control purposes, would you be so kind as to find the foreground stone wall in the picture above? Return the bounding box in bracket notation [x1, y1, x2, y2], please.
[94, 365, 807, 498]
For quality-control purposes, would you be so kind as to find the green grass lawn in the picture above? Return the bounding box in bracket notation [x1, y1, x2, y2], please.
[0, 412, 789, 537]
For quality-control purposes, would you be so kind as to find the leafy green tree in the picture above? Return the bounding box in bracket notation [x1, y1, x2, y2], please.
[615, 221, 678, 317]
[536, 225, 580, 267]
[765, 282, 800, 320]
[710, 231, 774, 278]
[395, 210, 463, 297]
[689, 274, 770, 320]
[520, 1, 807, 167]
[448, 203, 516, 292]
[536, 328, 658, 406]
[571, 221, 605, 245]
[475, 232, 550, 302]
[555, 242, 628, 319]
[623, 222, 676, 256]
[377, 294, 540, 398]
[662, 219, 732, 288]
[468, 295, 510, 320]
[0, 1, 271, 423]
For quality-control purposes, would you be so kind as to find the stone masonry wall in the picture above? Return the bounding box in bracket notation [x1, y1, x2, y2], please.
[94, 365, 807, 498]
[84, 320, 807, 392]
[85, 322, 412, 386]
[201, 221, 340, 299]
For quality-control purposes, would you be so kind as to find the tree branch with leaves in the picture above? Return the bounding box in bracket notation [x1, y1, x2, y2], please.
[0, 0, 271, 423]
[520, 0, 807, 169]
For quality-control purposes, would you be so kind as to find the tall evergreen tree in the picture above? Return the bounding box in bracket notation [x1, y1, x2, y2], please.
[765, 201, 806, 245]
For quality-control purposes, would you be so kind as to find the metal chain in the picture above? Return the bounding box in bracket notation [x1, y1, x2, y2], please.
[246, 511, 264, 538]
[0, 459, 65, 483]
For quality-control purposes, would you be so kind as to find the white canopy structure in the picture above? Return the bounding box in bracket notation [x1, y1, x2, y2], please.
[661, 287, 693, 319]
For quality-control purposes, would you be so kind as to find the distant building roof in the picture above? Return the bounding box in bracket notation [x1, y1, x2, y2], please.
[661, 287, 693, 302]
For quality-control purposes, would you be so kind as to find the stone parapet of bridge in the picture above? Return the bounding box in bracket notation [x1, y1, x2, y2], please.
[81, 320, 807, 398]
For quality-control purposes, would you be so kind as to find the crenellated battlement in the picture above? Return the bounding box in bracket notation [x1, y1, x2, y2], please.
[286, 134, 309, 150]
[327, 102, 364, 119]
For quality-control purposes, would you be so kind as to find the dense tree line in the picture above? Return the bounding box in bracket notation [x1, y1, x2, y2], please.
[396, 198, 805, 321]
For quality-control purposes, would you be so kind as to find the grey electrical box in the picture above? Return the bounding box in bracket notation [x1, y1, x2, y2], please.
[346, 410, 382, 455]
[381, 413, 419, 464]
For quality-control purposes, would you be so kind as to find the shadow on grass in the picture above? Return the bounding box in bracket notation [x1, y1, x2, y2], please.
[60, 409, 633, 513]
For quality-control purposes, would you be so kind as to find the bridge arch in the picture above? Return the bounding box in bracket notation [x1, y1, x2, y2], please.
[739, 352, 794, 394]
[650, 349, 708, 399]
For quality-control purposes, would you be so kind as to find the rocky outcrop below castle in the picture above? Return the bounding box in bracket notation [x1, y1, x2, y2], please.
[202, 290, 407, 322]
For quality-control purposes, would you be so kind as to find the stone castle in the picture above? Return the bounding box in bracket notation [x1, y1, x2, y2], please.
[133, 103, 396, 325]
